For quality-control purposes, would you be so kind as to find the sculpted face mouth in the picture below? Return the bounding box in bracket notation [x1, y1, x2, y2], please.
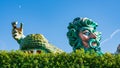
[89, 39, 99, 48]
[92, 42, 97, 46]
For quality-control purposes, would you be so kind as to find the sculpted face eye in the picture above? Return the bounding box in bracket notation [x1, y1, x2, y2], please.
[83, 30, 90, 36]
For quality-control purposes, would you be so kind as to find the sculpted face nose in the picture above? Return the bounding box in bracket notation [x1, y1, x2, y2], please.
[90, 33, 96, 39]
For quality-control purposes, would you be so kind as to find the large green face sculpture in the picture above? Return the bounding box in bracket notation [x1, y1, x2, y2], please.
[11, 22, 63, 53]
[67, 17, 102, 54]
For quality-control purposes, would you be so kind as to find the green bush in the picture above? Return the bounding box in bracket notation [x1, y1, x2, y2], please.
[0, 50, 120, 68]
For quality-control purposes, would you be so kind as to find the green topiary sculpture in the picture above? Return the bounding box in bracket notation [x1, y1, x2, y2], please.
[67, 17, 102, 55]
[12, 22, 63, 53]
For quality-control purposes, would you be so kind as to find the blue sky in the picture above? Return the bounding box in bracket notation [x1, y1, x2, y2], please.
[0, 0, 120, 53]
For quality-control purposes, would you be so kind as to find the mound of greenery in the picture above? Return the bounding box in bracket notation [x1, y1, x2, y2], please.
[0, 49, 120, 68]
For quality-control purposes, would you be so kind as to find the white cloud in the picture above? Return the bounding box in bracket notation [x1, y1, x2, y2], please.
[110, 29, 120, 38]
[101, 38, 110, 44]
[101, 29, 120, 45]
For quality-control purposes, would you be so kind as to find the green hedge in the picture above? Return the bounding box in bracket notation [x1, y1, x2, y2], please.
[0, 50, 120, 68]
